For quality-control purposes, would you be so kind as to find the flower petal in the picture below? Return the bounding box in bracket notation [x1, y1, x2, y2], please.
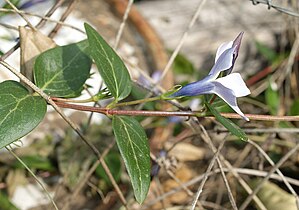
[211, 81, 249, 121]
[208, 46, 235, 80]
[226, 31, 244, 75]
[215, 41, 233, 62]
[19, 0, 48, 9]
[215, 73, 250, 97]
[232, 32, 244, 60]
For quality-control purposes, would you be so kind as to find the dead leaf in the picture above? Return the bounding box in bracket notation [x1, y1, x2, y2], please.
[6, 169, 27, 197]
[19, 27, 56, 83]
[165, 142, 205, 161]
[251, 180, 297, 210]
[163, 165, 194, 204]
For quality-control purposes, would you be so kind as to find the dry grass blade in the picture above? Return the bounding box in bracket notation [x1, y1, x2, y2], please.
[0, 8, 85, 33]
[4, 0, 35, 30]
[158, 0, 207, 83]
[6, 147, 59, 210]
[196, 123, 267, 210]
[113, 0, 134, 49]
[250, 0, 299, 17]
[239, 140, 299, 210]
[61, 141, 116, 210]
[190, 127, 226, 210]
[48, 0, 78, 38]
[216, 158, 238, 210]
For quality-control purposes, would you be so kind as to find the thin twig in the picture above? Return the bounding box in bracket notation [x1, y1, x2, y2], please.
[4, 0, 36, 30]
[167, 170, 193, 196]
[158, 0, 207, 83]
[190, 131, 226, 210]
[62, 141, 115, 210]
[0, 22, 18, 30]
[0, 60, 128, 207]
[35, 0, 65, 29]
[217, 127, 299, 133]
[196, 123, 267, 210]
[239, 140, 299, 210]
[113, 0, 134, 49]
[142, 166, 299, 209]
[253, 138, 299, 200]
[6, 147, 59, 210]
[250, 0, 299, 17]
[0, 8, 85, 33]
[48, 0, 77, 38]
[277, 34, 299, 87]
[216, 158, 238, 210]
[0, 0, 64, 61]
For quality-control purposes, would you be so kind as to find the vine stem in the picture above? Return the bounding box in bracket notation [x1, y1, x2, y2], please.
[6, 147, 59, 210]
[54, 101, 299, 122]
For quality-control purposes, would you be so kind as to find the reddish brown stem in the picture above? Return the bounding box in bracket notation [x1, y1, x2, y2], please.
[246, 66, 273, 86]
[54, 101, 299, 122]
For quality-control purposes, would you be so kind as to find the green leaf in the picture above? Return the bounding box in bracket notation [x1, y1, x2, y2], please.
[250, 180, 297, 210]
[206, 103, 248, 141]
[290, 98, 299, 115]
[95, 152, 122, 185]
[0, 191, 18, 210]
[0, 0, 20, 17]
[84, 23, 132, 101]
[112, 116, 150, 203]
[0, 81, 47, 148]
[34, 40, 92, 97]
[255, 41, 278, 63]
[265, 80, 280, 115]
[131, 84, 156, 110]
[13, 155, 55, 171]
[172, 52, 195, 75]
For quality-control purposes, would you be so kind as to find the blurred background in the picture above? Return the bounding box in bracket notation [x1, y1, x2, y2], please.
[0, 0, 299, 209]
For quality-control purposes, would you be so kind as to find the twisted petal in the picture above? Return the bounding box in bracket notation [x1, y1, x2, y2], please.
[215, 41, 233, 62]
[227, 32, 244, 75]
[211, 81, 249, 121]
[215, 73, 250, 97]
[214, 32, 244, 76]
[208, 46, 235, 79]
[232, 32, 244, 60]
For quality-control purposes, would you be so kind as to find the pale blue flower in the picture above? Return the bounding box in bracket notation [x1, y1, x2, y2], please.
[171, 32, 250, 121]
[19, 0, 48, 9]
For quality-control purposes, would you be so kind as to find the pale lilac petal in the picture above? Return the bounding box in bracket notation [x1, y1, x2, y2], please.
[215, 73, 250, 97]
[208, 46, 235, 79]
[211, 81, 249, 121]
[215, 41, 233, 62]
